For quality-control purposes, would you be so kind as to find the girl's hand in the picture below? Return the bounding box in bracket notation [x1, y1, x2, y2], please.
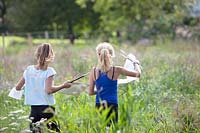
[63, 81, 72, 88]
[134, 59, 140, 65]
[133, 60, 141, 76]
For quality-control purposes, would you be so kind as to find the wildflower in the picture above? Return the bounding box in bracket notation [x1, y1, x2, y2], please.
[9, 122, 19, 127]
[0, 127, 8, 132]
[34, 118, 47, 126]
[8, 113, 14, 117]
[10, 109, 24, 114]
[0, 117, 7, 120]
[30, 117, 34, 120]
[26, 118, 32, 123]
[20, 129, 32, 133]
[18, 115, 28, 120]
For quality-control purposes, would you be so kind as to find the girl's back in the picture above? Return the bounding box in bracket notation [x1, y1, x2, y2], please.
[94, 67, 117, 104]
[24, 65, 56, 105]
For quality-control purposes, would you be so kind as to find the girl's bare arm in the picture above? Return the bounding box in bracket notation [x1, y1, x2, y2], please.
[117, 66, 140, 77]
[88, 69, 97, 95]
[45, 76, 71, 94]
[16, 77, 25, 90]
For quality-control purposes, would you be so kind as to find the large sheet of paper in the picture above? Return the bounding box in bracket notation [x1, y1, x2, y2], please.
[118, 53, 140, 84]
[8, 87, 23, 100]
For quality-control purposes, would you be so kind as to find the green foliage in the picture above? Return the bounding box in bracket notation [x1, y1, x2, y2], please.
[0, 90, 30, 132]
[4, 0, 198, 41]
[76, 0, 190, 41]
[6, 0, 100, 36]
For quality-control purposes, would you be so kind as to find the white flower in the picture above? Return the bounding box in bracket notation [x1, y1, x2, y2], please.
[20, 129, 32, 133]
[10, 109, 24, 114]
[0, 117, 7, 120]
[18, 115, 28, 120]
[0, 127, 8, 131]
[9, 122, 19, 127]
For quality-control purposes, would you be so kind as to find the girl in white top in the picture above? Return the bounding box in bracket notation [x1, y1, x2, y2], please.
[15, 43, 71, 133]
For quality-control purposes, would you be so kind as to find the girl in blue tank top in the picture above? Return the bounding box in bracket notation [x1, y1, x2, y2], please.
[88, 42, 141, 127]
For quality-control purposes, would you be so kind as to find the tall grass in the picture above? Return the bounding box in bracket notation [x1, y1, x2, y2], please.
[0, 37, 199, 132]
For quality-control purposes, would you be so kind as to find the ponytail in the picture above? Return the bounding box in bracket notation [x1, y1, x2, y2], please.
[35, 43, 54, 68]
[99, 48, 111, 72]
[96, 42, 115, 72]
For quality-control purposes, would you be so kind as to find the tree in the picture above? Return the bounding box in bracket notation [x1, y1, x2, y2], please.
[0, 0, 11, 33]
[76, 0, 189, 41]
[0, 0, 6, 24]
[6, 0, 100, 40]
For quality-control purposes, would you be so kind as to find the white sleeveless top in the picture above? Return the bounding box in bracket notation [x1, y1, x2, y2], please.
[23, 65, 56, 105]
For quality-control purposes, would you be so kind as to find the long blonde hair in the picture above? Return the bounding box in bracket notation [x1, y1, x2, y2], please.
[35, 43, 55, 68]
[96, 42, 115, 72]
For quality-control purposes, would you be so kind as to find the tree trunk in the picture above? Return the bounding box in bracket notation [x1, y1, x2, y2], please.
[67, 20, 75, 45]
[0, 0, 6, 25]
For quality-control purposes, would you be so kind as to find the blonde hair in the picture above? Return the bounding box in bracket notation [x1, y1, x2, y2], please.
[35, 43, 55, 68]
[96, 42, 115, 72]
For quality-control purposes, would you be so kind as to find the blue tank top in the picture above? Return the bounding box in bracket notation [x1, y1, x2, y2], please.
[95, 67, 118, 104]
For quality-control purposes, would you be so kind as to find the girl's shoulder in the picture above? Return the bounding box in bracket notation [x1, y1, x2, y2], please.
[113, 66, 126, 75]
[47, 66, 56, 71]
[47, 67, 56, 75]
[25, 65, 34, 70]
[113, 66, 123, 71]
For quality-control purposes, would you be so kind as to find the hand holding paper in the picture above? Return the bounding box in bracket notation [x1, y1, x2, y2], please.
[118, 53, 141, 84]
[8, 87, 23, 100]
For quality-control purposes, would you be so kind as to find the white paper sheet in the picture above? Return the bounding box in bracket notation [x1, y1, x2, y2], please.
[118, 53, 140, 84]
[8, 87, 23, 100]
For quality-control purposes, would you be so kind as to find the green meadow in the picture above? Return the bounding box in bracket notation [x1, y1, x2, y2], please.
[0, 37, 199, 132]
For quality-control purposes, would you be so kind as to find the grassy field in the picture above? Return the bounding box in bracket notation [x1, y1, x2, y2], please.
[0, 36, 200, 132]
